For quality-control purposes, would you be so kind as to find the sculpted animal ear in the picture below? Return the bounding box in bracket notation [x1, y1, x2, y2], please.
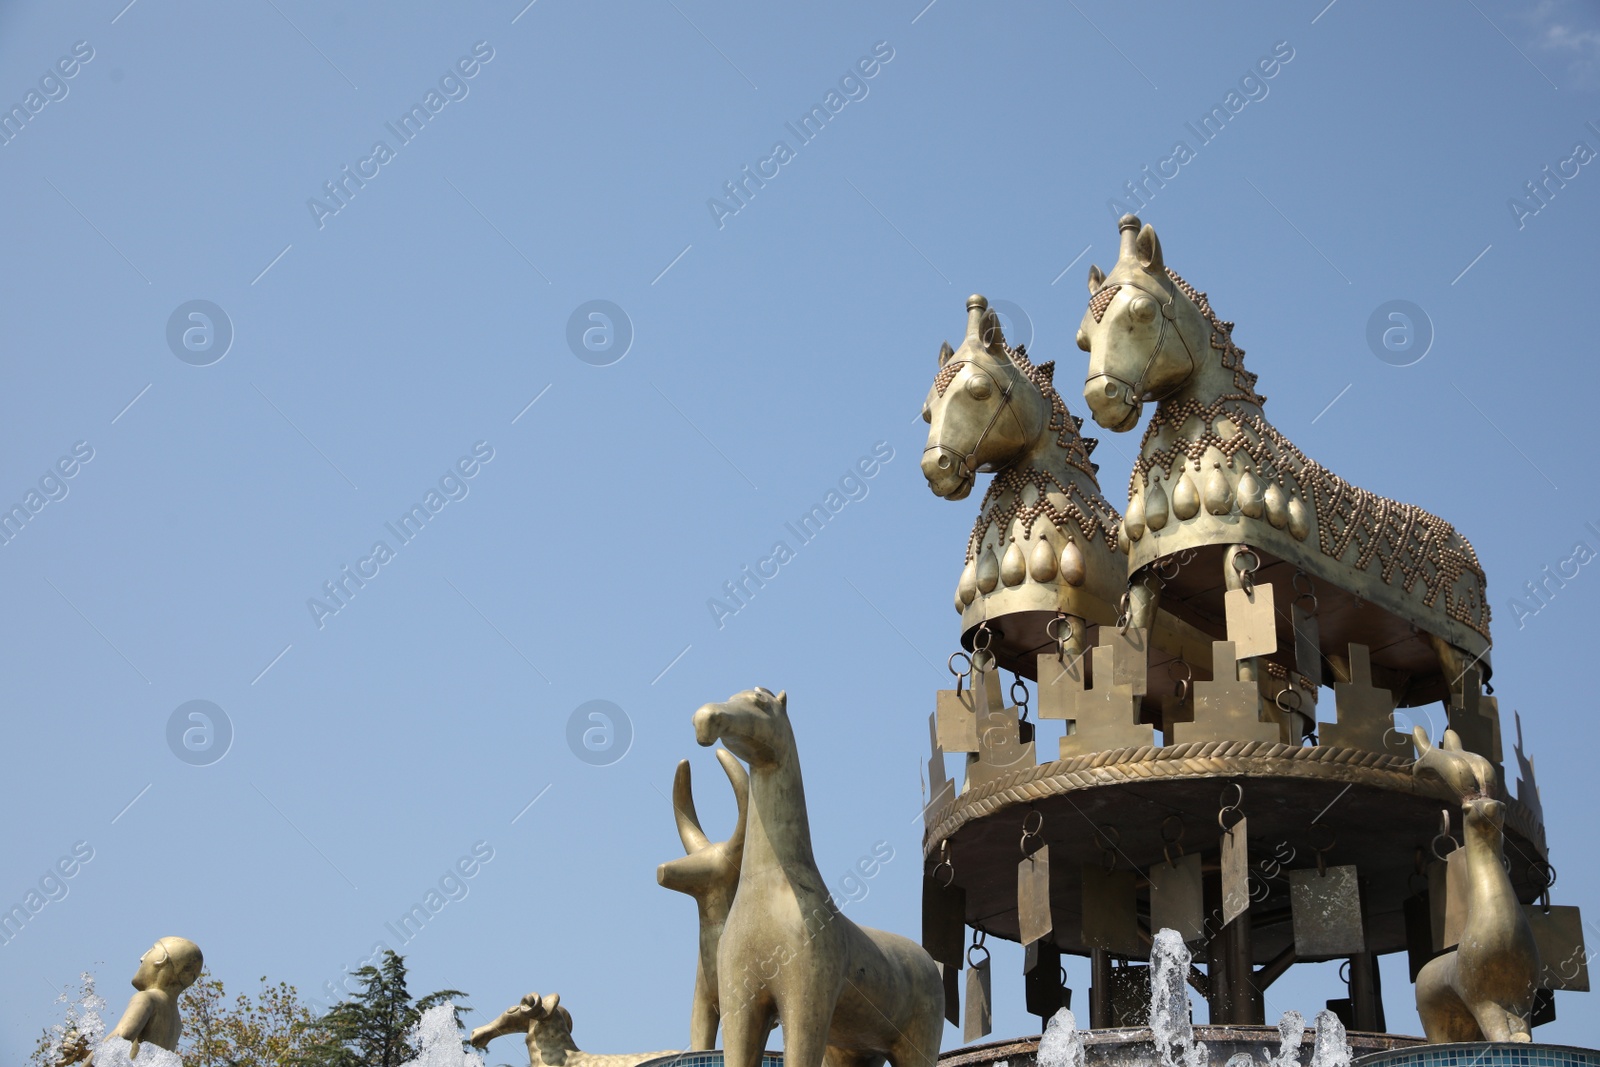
[542, 993, 560, 1016]
[775, 689, 788, 715]
[1136, 224, 1164, 274]
[1087, 264, 1105, 293]
[981, 308, 1007, 352]
[1412, 725, 1433, 759]
[938, 341, 954, 367]
[1442, 729, 1464, 752]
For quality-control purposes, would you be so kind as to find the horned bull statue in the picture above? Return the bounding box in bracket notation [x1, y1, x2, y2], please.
[692, 687, 944, 1067]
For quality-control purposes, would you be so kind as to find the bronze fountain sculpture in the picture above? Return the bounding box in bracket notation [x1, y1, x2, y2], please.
[693, 687, 945, 1067]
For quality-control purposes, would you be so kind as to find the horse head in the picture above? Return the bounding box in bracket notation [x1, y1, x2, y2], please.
[693, 687, 791, 768]
[1078, 215, 1213, 432]
[921, 294, 1053, 500]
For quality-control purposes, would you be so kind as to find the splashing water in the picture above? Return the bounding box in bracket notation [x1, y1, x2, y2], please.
[400, 1003, 485, 1067]
[1273, 1010, 1306, 1067]
[1310, 1009, 1351, 1067]
[1038, 1008, 1085, 1067]
[92, 1037, 183, 1067]
[1149, 929, 1207, 1067]
[46, 972, 106, 1065]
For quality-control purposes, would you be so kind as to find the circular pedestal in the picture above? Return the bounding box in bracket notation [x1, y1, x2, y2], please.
[923, 743, 1546, 961]
[638, 1055, 782, 1067]
[1353, 1043, 1600, 1067]
[939, 1027, 1422, 1067]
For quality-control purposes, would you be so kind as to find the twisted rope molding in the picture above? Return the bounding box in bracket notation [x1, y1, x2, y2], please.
[922, 741, 1545, 857]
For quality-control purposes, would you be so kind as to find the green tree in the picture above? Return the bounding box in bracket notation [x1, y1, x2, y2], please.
[178, 970, 320, 1067]
[297, 950, 467, 1067]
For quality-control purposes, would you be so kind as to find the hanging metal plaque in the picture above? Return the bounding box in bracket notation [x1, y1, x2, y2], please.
[921, 870, 965, 968]
[1427, 857, 1449, 951]
[1108, 626, 1150, 696]
[963, 953, 992, 1041]
[1290, 864, 1366, 959]
[1036, 650, 1085, 721]
[935, 689, 979, 753]
[1293, 597, 1321, 684]
[1019, 844, 1053, 947]
[1080, 865, 1141, 956]
[925, 712, 953, 820]
[1149, 851, 1204, 943]
[1441, 847, 1469, 950]
[1525, 904, 1590, 991]
[1225, 582, 1278, 660]
[1403, 891, 1438, 981]
[1221, 815, 1251, 928]
[966, 703, 1037, 792]
[1024, 940, 1067, 1020]
[939, 960, 959, 1027]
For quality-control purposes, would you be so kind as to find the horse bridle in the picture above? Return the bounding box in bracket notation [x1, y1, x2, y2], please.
[927, 357, 1019, 484]
[1084, 278, 1199, 406]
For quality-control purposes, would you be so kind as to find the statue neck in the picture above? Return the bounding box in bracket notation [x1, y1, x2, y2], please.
[742, 756, 820, 880]
[1166, 355, 1263, 416]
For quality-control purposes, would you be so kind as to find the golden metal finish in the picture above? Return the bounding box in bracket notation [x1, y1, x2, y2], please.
[1322, 643, 1409, 756]
[469, 992, 678, 1067]
[1412, 727, 1541, 1043]
[1172, 642, 1279, 745]
[692, 688, 944, 1067]
[1080, 865, 1141, 955]
[1077, 215, 1491, 707]
[655, 751, 748, 1050]
[1149, 851, 1205, 944]
[104, 938, 204, 1061]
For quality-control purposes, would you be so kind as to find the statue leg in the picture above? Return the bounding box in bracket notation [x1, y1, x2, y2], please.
[689, 967, 717, 1050]
[887, 1009, 944, 1067]
[777, 986, 838, 1067]
[720, 995, 773, 1067]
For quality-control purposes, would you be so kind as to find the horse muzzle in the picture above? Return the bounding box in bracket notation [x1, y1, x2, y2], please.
[921, 446, 973, 500]
[1084, 375, 1143, 433]
[692, 703, 725, 747]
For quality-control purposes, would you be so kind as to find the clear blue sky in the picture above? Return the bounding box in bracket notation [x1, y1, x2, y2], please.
[3, 0, 1599, 1056]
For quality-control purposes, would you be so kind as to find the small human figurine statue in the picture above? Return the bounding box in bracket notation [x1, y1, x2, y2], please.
[104, 937, 204, 1060]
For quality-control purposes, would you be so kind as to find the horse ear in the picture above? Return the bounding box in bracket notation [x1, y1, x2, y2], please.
[1442, 729, 1464, 752]
[774, 689, 788, 715]
[938, 341, 954, 367]
[543, 993, 560, 1015]
[1087, 264, 1105, 293]
[1136, 224, 1164, 274]
[981, 309, 1007, 352]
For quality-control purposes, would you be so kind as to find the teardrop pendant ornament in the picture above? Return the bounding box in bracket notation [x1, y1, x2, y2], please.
[958, 560, 979, 605]
[1060, 540, 1087, 587]
[1001, 541, 1027, 586]
[1125, 492, 1146, 542]
[1264, 481, 1289, 529]
[977, 546, 1000, 593]
[1173, 468, 1200, 520]
[1029, 537, 1058, 582]
[1238, 467, 1265, 518]
[1287, 495, 1311, 541]
[1145, 474, 1169, 532]
[1204, 462, 1235, 515]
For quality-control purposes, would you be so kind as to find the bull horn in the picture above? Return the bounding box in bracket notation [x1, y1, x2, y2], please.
[672, 760, 711, 854]
[717, 748, 749, 858]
